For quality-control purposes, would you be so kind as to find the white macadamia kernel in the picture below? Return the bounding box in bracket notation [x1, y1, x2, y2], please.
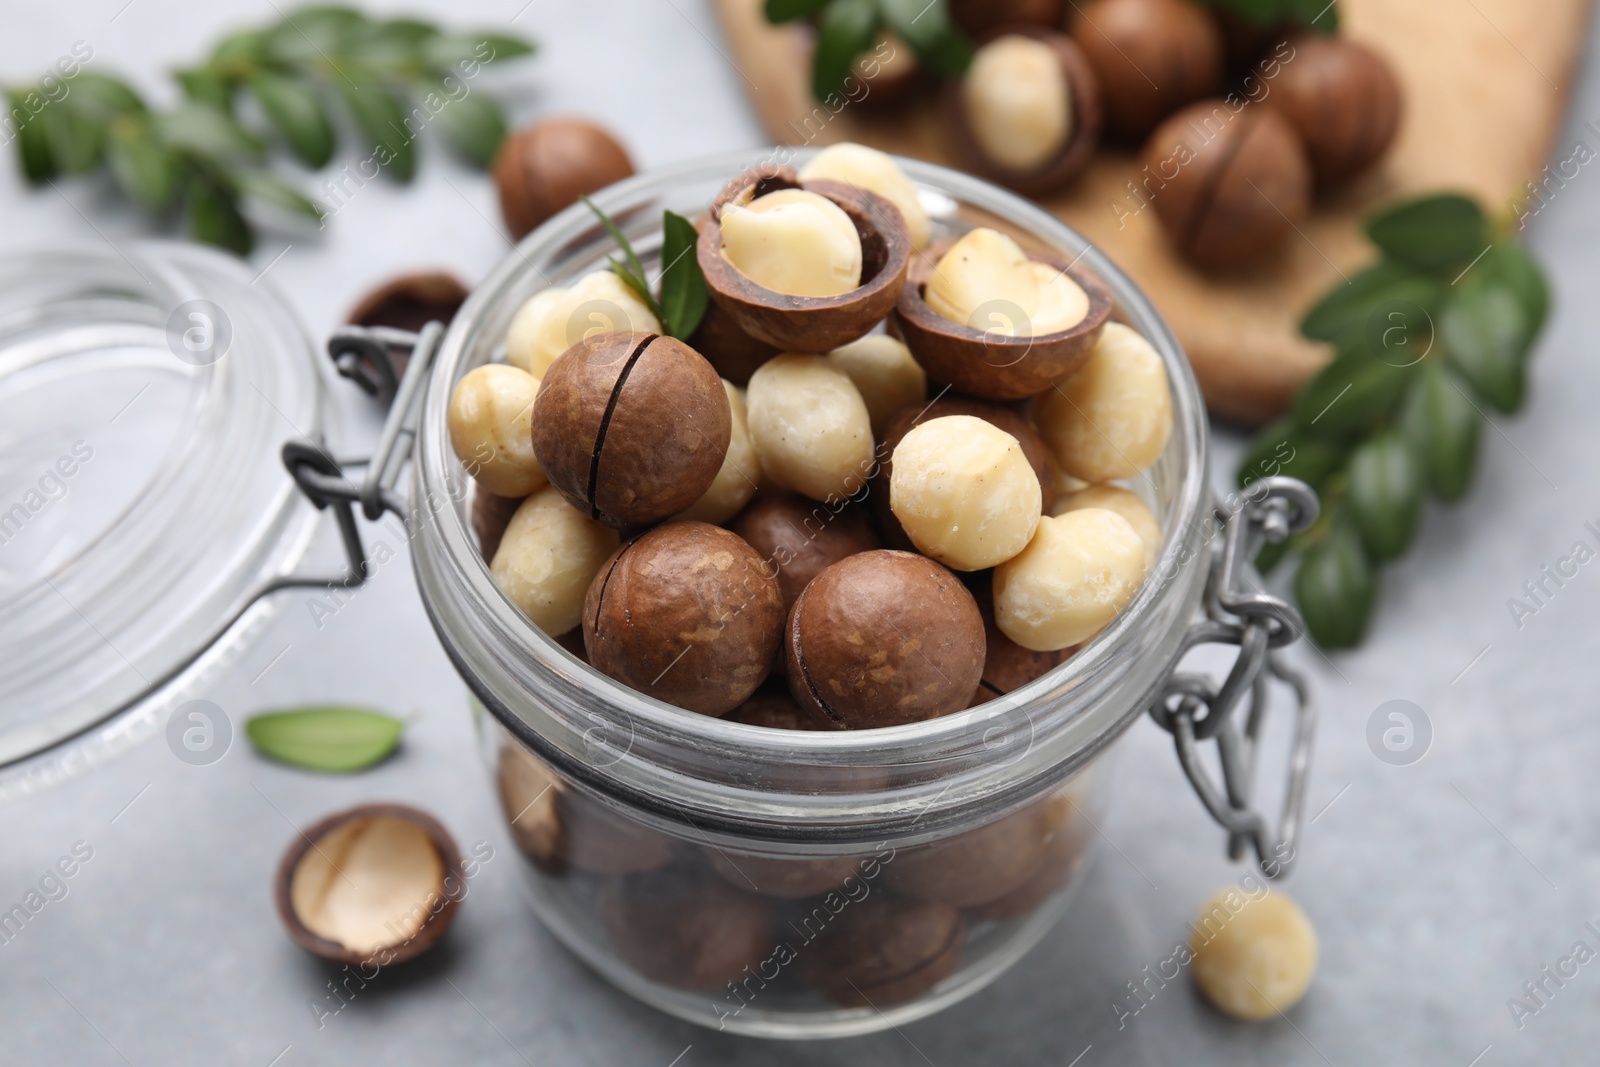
[993, 508, 1145, 651]
[1053, 484, 1160, 571]
[890, 415, 1042, 571]
[504, 271, 662, 377]
[925, 228, 1088, 338]
[745, 354, 874, 503]
[963, 36, 1071, 171]
[289, 815, 443, 954]
[448, 364, 547, 498]
[720, 189, 863, 298]
[826, 334, 927, 434]
[800, 142, 930, 250]
[677, 381, 763, 524]
[1190, 889, 1318, 1021]
[1035, 322, 1173, 481]
[491, 486, 620, 635]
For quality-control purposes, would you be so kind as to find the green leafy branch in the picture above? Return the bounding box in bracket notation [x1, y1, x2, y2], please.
[1197, 0, 1339, 32]
[5, 5, 533, 255]
[763, 0, 973, 104]
[1238, 194, 1549, 648]
[582, 197, 709, 341]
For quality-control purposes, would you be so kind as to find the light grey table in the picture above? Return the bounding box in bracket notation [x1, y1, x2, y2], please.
[3, 3, 1597, 1064]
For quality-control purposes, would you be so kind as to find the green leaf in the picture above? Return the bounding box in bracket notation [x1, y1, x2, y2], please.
[765, 0, 831, 21]
[186, 177, 254, 255]
[1295, 518, 1376, 649]
[210, 28, 269, 74]
[582, 196, 663, 319]
[425, 32, 535, 71]
[176, 69, 234, 113]
[430, 86, 506, 168]
[158, 102, 264, 160]
[658, 210, 709, 340]
[1441, 279, 1527, 413]
[812, 0, 879, 102]
[1413, 361, 1482, 501]
[8, 92, 57, 183]
[1300, 261, 1441, 352]
[64, 73, 145, 118]
[879, 0, 972, 76]
[247, 71, 334, 168]
[1253, 536, 1291, 576]
[1292, 348, 1415, 439]
[38, 102, 102, 173]
[1480, 242, 1549, 342]
[236, 169, 323, 222]
[336, 75, 415, 181]
[266, 5, 366, 65]
[245, 706, 404, 773]
[349, 18, 440, 69]
[1286, 0, 1339, 31]
[1366, 194, 1489, 273]
[1348, 433, 1423, 561]
[105, 119, 178, 209]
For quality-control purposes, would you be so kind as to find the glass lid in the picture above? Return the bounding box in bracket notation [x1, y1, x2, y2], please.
[0, 241, 325, 797]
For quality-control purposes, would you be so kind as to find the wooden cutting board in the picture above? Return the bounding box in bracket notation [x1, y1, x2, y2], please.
[713, 0, 1590, 424]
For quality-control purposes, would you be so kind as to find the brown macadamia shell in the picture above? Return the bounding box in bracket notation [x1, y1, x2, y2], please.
[1264, 34, 1403, 183]
[584, 521, 784, 715]
[731, 493, 882, 613]
[598, 864, 775, 991]
[795, 894, 966, 1007]
[493, 117, 635, 240]
[1070, 0, 1224, 139]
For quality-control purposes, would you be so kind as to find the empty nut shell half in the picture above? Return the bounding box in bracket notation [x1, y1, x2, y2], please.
[698, 166, 911, 352]
[274, 803, 464, 967]
[891, 250, 1112, 401]
[944, 28, 1105, 197]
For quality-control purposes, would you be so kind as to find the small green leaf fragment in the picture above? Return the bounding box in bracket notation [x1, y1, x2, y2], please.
[186, 178, 254, 256]
[1441, 280, 1527, 413]
[812, 0, 879, 102]
[1417, 362, 1482, 501]
[1292, 348, 1414, 439]
[1295, 518, 1376, 650]
[249, 71, 335, 168]
[879, 0, 972, 76]
[430, 86, 506, 168]
[106, 120, 178, 209]
[765, 0, 832, 22]
[39, 102, 103, 173]
[1366, 193, 1488, 272]
[158, 102, 264, 160]
[583, 196, 663, 319]
[1347, 432, 1423, 561]
[336, 75, 415, 181]
[245, 706, 404, 772]
[425, 32, 535, 70]
[176, 69, 235, 113]
[658, 209, 709, 340]
[236, 169, 324, 222]
[8, 91, 58, 183]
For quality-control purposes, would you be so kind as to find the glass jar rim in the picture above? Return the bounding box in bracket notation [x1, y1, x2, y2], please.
[412, 149, 1212, 838]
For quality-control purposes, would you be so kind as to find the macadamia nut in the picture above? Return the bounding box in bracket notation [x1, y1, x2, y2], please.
[448, 364, 547, 498]
[826, 334, 927, 434]
[1035, 322, 1172, 481]
[800, 143, 930, 250]
[890, 415, 1042, 571]
[677, 381, 762, 524]
[1053, 484, 1161, 571]
[963, 36, 1071, 171]
[1190, 889, 1317, 1020]
[993, 508, 1144, 650]
[720, 189, 863, 298]
[746, 354, 875, 503]
[505, 271, 662, 377]
[925, 228, 1088, 338]
[490, 486, 620, 635]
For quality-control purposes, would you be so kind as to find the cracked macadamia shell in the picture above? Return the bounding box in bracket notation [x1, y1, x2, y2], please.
[720, 188, 864, 298]
[1034, 322, 1172, 482]
[1190, 889, 1318, 1020]
[799, 143, 930, 251]
[786, 550, 984, 728]
[993, 509, 1146, 651]
[745, 354, 875, 503]
[490, 486, 620, 636]
[504, 271, 662, 378]
[531, 331, 731, 528]
[583, 521, 784, 716]
[889, 415, 1042, 571]
[447, 364, 547, 498]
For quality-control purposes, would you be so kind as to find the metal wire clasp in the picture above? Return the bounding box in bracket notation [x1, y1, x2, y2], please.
[1148, 477, 1320, 879]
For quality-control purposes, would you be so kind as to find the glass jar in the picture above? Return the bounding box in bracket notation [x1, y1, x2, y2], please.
[402, 150, 1214, 1038]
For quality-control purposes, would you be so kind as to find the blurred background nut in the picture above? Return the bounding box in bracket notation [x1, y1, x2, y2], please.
[495, 743, 565, 873]
[885, 801, 1061, 907]
[787, 550, 984, 728]
[889, 415, 1043, 571]
[745, 354, 875, 503]
[598, 864, 775, 991]
[731, 492, 881, 613]
[720, 188, 863, 297]
[1034, 322, 1173, 482]
[1052, 484, 1161, 571]
[676, 380, 763, 524]
[493, 116, 635, 240]
[1263, 34, 1403, 183]
[490, 486, 619, 635]
[347, 271, 469, 334]
[447, 364, 547, 498]
[795, 894, 965, 1007]
[965, 788, 1092, 920]
[559, 787, 675, 875]
[505, 270, 662, 377]
[724, 685, 822, 730]
[799, 143, 930, 251]
[532, 332, 731, 528]
[706, 846, 863, 899]
[948, 0, 1065, 36]
[1190, 888, 1318, 1020]
[584, 522, 784, 716]
[993, 509, 1146, 651]
[825, 334, 927, 435]
[1069, 0, 1224, 139]
[1139, 100, 1311, 268]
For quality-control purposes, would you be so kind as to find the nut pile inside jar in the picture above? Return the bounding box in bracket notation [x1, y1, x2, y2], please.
[451, 144, 1173, 731]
